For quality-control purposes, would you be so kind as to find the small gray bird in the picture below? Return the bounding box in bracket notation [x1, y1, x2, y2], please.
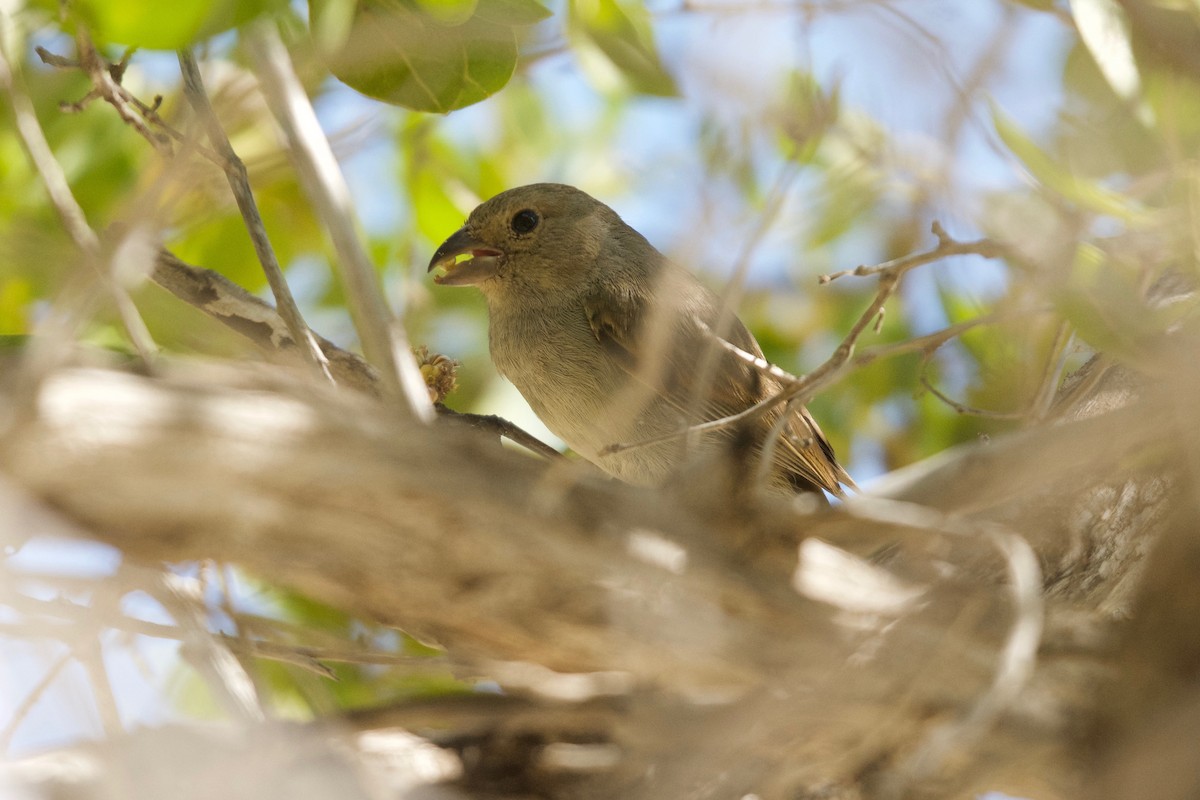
[428, 183, 853, 498]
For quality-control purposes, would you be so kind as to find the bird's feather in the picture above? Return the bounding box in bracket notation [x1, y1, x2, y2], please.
[583, 276, 852, 496]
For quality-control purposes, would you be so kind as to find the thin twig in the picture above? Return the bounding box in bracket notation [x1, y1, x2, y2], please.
[151, 250, 558, 459]
[245, 23, 433, 419]
[177, 49, 332, 383]
[917, 349, 1026, 420]
[436, 405, 564, 461]
[685, 164, 800, 450]
[36, 44, 226, 166]
[604, 222, 1010, 457]
[0, 583, 432, 681]
[0, 27, 156, 364]
[0, 636, 81, 752]
[696, 318, 801, 384]
[73, 36, 169, 152]
[225, 638, 437, 670]
[151, 572, 266, 724]
[151, 250, 381, 394]
[80, 635, 124, 737]
[818, 222, 1007, 283]
[850, 313, 1006, 368]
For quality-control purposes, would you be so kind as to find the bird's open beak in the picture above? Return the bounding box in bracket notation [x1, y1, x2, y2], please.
[428, 228, 503, 286]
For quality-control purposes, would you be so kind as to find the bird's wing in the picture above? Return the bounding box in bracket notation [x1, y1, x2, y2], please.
[582, 282, 853, 495]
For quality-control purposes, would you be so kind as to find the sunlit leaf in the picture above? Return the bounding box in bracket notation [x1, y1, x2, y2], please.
[0, 279, 33, 335]
[312, 0, 547, 113]
[777, 71, 839, 165]
[62, 0, 278, 49]
[414, 0, 479, 25]
[410, 168, 466, 243]
[473, 0, 553, 25]
[568, 0, 677, 96]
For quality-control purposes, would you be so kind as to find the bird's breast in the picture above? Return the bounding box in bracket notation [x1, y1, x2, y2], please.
[487, 305, 679, 485]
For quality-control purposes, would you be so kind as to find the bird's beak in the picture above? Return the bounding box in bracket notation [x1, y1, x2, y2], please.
[428, 227, 504, 286]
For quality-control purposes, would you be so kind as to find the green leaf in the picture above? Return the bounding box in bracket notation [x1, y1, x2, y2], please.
[990, 103, 1148, 222]
[66, 0, 277, 49]
[413, 0, 478, 26]
[0, 279, 33, 335]
[410, 168, 465, 244]
[473, 0, 553, 25]
[312, 0, 541, 113]
[568, 0, 677, 96]
[1054, 243, 1192, 359]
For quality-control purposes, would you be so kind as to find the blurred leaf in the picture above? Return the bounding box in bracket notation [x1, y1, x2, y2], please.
[568, 0, 677, 96]
[1069, 0, 1153, 123]
[310, 0, 358, 52]
[776, 71, 839, 165]
[312, 0, 547, 113]
[411, 168, 466, 243]
[0, 279, 33, 335]
[807, 165, 879, 248]
[1011, 0, 1056, 10]
[991, 103, 1148, 222]
[414, 0, 479, 25]
[1055, 242, 1180, 359]
[59, 0, 278, 49]
[473, 0, 554, 24]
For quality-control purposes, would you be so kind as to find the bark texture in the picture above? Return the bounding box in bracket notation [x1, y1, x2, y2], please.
[1, 340, 1196, 800]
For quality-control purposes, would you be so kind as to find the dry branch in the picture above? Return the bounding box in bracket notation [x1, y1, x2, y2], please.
[1, 343, 1193, 798]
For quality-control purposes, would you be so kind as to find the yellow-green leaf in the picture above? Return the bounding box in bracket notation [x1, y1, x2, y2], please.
[568, 0, 677, 97]
[413, 0, 478, 26]
[65, 0, 277, 50]
[312, 0, 543, 113]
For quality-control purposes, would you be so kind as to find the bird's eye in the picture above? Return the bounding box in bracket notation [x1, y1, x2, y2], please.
[510, 209, 539, 234]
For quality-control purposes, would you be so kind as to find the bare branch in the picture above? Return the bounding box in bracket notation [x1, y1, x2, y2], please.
[0, 354, 1188, 798]
[246, 23, 433, 420]
[685, 163, 800, 449]
[70, 36, 170, 153]
[176, 49, 331, 382]
[817, 221, 1007, 284]
[150, 250, 381, 393]
[1030, 321, 1074, 422]
[151, 250, 559, 457]
[35, 44, 228, 166]
[151, 574, 266, 724]
[0, 633, 80, 752]
[917, 349, 1026, 420]
[435, 405, 564, 462]
[605, 222, 1011, 457]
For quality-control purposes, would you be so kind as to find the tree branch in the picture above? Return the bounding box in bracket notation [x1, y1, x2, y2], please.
[0, 351, 1191, 798]
[246, 23, 432, 420]
[177, 49, 330, 381]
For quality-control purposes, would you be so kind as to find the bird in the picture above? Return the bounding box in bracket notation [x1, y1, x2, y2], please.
[427, 183, 854, 498]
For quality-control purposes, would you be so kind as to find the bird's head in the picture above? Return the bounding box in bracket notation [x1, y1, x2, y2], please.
[428, 183, 644, 303]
